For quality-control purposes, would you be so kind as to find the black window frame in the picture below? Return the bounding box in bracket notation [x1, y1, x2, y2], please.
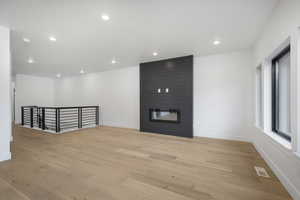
[271, 45, 291, 142]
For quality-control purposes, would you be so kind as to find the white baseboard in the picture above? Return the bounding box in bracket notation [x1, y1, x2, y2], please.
[194, 134, 250, 142]
[0, 152, 11, 162]
[102, 121, 139, 130]
[254, 143, 300, 200]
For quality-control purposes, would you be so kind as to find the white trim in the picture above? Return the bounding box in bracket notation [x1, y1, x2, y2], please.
[195, 135, 250, 142]
[261, 37, 296, 150]
[262, 60, 272, 132]
[295, 27, 300, 155]
[289, 30, 299, 153]
[265, 131, 292, 150]
[255, 65, 264, 129]
[254, 143, 300, 200]
[266, 37, 291, 63]
[255, 127, 295, 157]
[0, 152, 11, 162]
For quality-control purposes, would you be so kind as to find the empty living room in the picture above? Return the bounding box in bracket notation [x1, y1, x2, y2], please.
[1, 0, 300, 199]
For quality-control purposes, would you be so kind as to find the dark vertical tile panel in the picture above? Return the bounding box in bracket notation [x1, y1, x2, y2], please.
[140, 55, 193, 138]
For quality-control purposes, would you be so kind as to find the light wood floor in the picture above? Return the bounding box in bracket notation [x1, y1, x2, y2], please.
[0, 126, 292, 200]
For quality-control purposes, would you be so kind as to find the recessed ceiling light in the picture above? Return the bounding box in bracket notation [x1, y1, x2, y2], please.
[153, 52, 158, 56]
[56, 73, 61, 78]
[111, 59, 117, 64]
[80, 69, 85, 74]
[49, 36, 57, 42]
[27, 58, 35, 64]
[23, 38, 30, 43]
[213, 40, 221, 45]
[101, 14, 110, 21]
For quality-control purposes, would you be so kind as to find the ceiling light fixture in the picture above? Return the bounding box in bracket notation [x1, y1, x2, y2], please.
[49, 36, 57, 42]
[101, 14, 110, 21]
[153, 52, 158, 56]
[213, 40, 221, 45]
[56, 73, 61, 78]
[111, 59, 117, 64]
[80, 69, 85, 74]
[27, 57, 35, 64]
[23, 38, 30, 43]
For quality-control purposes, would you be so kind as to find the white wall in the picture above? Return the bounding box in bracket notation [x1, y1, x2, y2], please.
[53, 51, 253, 140]
[54, 66, 140, 129]
[15, 74, 55, 124]
[253, 1, 300, 199]
[0, 26, 11, 162]
[194, 50, 253, 141]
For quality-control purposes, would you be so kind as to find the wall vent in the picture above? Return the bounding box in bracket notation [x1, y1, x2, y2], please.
[254, 166, 270, 178]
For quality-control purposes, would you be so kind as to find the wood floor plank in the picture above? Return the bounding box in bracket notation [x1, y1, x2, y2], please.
[0, 126, 292, 200]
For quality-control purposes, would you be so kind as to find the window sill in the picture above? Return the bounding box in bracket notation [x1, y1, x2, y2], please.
[264, 131, 292, 150]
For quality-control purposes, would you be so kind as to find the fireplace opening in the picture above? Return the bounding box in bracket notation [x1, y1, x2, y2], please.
[149, 109, 180, 123]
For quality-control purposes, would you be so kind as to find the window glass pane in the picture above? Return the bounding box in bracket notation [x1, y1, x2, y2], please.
[278, 51, 291, 136]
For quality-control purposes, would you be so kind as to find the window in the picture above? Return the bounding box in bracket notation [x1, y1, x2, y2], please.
[256, 66, 263, 128]
[271, 45, 291, 141]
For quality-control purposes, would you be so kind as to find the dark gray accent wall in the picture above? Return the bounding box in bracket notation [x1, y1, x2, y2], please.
[140, 55, 193, 138]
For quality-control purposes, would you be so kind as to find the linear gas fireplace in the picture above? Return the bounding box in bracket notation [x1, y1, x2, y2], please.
[149, 109, 180, 123]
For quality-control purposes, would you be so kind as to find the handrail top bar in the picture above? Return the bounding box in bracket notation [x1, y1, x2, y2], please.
[21, 106, 38, 109]
[22, 106, 99, 109]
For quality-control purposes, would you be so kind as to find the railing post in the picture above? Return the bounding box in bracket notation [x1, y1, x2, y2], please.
[36, 107, 39, 128]
[21, 107, 24, 126]
[56, 108, 60, 133]
[38, 108, 41, 128]
[78, 107, 82, 128]
[30, 107, 34, 128]
[42, 108, 45, 130]
[96, 106, 99, 126]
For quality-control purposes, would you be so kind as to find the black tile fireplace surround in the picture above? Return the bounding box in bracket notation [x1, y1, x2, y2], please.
[140, 55, 193, 138]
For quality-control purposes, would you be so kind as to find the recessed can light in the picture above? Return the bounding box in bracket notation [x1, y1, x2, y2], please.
[27, 58, 35, 64]
[49, 36, 57, 42]
[80, 69, 85, 74]
[213, 40, 221, 45]
[56, 73, 61, 78]
[101, 14, 110, 21]
[153, 52, 158, 56]
[23, 38, 30, 43]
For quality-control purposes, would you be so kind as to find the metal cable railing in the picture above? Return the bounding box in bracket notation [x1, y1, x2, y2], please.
[21, 106, 99, 133]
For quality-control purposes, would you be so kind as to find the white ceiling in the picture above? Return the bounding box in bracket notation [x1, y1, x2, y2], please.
[0, 0, 278, 77]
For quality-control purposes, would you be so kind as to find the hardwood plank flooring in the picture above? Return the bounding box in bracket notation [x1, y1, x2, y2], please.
[0, 126, 292, 200]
